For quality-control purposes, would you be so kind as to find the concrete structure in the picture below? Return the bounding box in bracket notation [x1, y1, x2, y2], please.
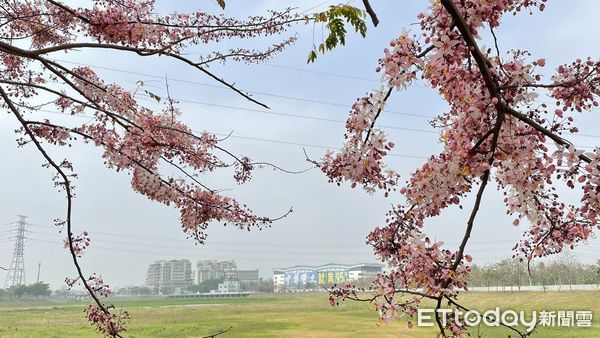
[232, 269, 259, 290]
[273, 263, 384, 290]
[218, 280, 240, 293]
[194, 261, 260, 291]
[470, 284, 600, 292]
[145, 259, 193, 294]
[273, 273, 285, 287]
[195, 260, 237, 284]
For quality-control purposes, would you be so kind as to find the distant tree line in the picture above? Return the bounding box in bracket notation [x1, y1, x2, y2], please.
[115, 286, 152, 296]
[469, 256, 600, 290]
[0, 282, 51, 299]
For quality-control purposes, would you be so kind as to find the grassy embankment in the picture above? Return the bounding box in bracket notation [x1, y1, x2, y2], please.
[1, 291, 598, 337]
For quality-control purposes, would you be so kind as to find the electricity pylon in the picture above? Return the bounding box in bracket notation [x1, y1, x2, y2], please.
[4, 215, 27, 288]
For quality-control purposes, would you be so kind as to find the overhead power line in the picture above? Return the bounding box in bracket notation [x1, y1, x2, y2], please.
[32, 108, 599, 159]
[27, 237, 374, 263]
[137, 93, 438, 135]
[300, 0, 334, 14]
[32, 108, 430, 160]
[26, 237, 599, 263]
[260, 63, 378, 82]
[48, 58, 433, 119]
[27, 223, 600, 251]
[213, 133, 429, 159]
[182, 49, 378, 82]
[42, 58, 600, 140]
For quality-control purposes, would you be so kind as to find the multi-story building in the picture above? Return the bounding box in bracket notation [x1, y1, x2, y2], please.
[145, 259, 193, 294]
[232, 269, 259, 290]
[193, 261, 260, 291]
[272, 263, 384, 290]
[145, 261, 163, 291]
[195, 260, 237, 284]
[217, 280, 240, 293]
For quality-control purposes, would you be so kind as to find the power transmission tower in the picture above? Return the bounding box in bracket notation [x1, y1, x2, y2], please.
[4, 215, 27, 288]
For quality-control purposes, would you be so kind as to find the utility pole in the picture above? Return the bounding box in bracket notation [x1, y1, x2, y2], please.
[4, 215, 27, 288]
[36, 262, 41, 284]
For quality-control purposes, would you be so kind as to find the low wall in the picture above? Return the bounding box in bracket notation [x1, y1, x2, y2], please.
[469, 284, 600, 292]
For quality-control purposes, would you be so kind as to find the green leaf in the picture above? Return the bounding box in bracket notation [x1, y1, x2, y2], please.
[144, 90, 162, 103]
[307, 4, 368, 63]
[307, 50, 318, 64]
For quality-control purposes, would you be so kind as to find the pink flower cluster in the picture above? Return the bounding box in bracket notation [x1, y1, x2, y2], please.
[367, 207, 471, 296]
[87, 274, 112, 298]
[64, 273, 125, 337]
[328, 273, 420, 328]
[29, 121, 72, 146]
[377, 30, 423, 89]
[550, 58, 600, 112]
[324, 0, 599, 335]
[6, 1, 299, 54]
[1, 0, 305, 248]
[319, 89, 399, 195]
[510, 145, 600, 258]
[64, 273, 112, 298]
[0, 1, 309, 336]
[84, 304, 130, 337]
[34, 66, 275, 243]
[65, 277, 79, 289]
[63, 231, 91, 257]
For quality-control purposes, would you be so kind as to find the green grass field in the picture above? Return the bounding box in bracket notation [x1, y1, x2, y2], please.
[1, 291, 598, 337]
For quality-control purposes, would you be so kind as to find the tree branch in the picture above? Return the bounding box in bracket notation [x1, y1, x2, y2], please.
[500, 103, 593, 164]
[440, 0, 593, 165]
[440, 0, 500, 99]
[361, 0, 379, 26]
[444, 295, 531, 337]
[0, 86, 121, 337]
[0, 40, 270, 109]
[203, 326, 233, 338]
[21, 120, 294, 225]
[362, 86, 393, 147]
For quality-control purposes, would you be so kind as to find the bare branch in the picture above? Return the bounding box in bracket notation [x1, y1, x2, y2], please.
[361, 0, 379, 26]
[203, 326, 233, 338]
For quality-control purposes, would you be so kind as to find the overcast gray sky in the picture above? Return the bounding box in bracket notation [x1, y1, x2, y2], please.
[1, 1, 599, 290]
